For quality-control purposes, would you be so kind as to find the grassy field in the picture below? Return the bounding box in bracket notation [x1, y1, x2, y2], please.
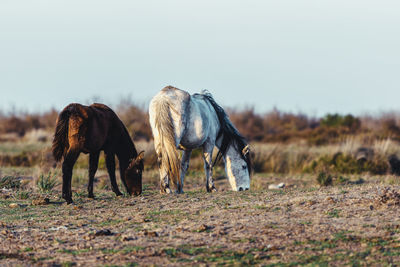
[1, 138, 400, 266]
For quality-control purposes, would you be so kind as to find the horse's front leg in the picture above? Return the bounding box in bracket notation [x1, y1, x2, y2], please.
[179, 150, 192, 194]
[62, 149, 80, 204]
[88, 151, 100, 198]
[105, 152, 123, 196]
[203, 144, 217, 192]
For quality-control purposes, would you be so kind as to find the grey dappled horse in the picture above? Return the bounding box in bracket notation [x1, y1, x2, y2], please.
[149, 86, 251, 193]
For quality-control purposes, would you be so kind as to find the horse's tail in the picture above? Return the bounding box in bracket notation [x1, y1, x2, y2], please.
[151, 97, 181, 190]
[52, 105, 73, 162]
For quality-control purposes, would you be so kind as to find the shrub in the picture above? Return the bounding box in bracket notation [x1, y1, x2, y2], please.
[321, 114, 361, 132]
[303, 152, 389, 175]
[16, 191, 30, 200]
[36, 172, 59, 193]
[316, 172, 333, 186]
[0, 176, 21, 189]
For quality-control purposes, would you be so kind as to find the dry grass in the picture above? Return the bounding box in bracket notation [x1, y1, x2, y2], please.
[2, 181, 400, 266]
[251, 137, 399, 174]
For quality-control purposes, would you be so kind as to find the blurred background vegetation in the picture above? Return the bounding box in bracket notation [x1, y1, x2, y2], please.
[2, 103, 400, 144]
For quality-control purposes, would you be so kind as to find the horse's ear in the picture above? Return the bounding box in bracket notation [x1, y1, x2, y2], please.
[242, 145, 250, 156]
[136, 151, 145, 162]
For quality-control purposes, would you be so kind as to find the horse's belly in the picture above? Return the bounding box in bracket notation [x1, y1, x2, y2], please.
[179, 138, 204, 150]
[180, 126, 208, 149]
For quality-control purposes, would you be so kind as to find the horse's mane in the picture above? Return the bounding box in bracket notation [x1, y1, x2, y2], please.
[201, 91, 252, 172]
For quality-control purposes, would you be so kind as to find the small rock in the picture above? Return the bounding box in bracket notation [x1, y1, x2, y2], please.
[49, 226, 68, 231]
[217, 229, 227, 236]
[76, 222, 86, 227]
[267, 244, 279, 251]
[31, 198, 50, 206]
[83, 235, 94, 241]
[120, 235, 134, 241]
[143, 230, 158, 237]
[369, 205, 374, 210]
[198, 224, 212, 232]
[325, 197, 336, 204]
[305, 200, 317, 206]
[95, 229, 114, 236]
[268, 183, 285, 190]
[9, 203, 19, 209]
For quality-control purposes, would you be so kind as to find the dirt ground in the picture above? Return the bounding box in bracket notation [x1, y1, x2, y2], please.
[1, 177, 400, 266]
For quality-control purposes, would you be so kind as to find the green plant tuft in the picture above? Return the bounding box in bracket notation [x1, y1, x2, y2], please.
[316, 172, 333, 186]
[0, 176, 21, 189]
[36, 172, 59, 193]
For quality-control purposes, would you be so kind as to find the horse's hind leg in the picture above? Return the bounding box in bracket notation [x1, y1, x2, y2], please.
[105, 152, 123, 196]
[203, 143, 217, 192]
[179, 150, 192, 193]
[88, 151, 100, 198]
[158, 155, 172, 194]
[62, 149, 80, 204]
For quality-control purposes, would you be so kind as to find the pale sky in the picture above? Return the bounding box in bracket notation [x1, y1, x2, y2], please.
[1, 0, 399, 116]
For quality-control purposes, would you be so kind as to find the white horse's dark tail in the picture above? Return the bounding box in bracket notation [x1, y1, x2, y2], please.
[151, 97, 181, 190]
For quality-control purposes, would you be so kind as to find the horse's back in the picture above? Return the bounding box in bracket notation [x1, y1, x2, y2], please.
[150, 86, 191, 143]
[65, 103, 123, 152]
[156, 85, 191, 104]
[180, 93, 220, 148]
[150, 86, 219, 149]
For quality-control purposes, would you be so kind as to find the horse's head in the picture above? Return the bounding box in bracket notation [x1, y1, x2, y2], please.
[225, 144, 251, 191]
[125, 151, 145, 196]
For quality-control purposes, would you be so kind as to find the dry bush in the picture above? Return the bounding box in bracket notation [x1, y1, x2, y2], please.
[2, 102, 400, 147]
[116, 99, 152, 141]
[251, 137, 396, 175]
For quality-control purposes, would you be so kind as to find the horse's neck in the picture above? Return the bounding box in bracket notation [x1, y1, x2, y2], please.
[116, 131, 137, 165]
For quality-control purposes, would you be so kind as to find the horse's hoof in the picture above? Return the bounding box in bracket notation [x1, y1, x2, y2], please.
[115, 192, 123, 196]
[88, 194, 95, 199]
[165, 188, 172, 194]
[160, 186, 172, 194]
[207, 186, 217, 193]
[63, 194, 73, 204]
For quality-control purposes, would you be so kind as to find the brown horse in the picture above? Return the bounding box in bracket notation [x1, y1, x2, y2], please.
[52, 103, 144, 204]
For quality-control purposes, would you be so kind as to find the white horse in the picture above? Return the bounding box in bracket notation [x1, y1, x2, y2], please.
[149, 86, 251, 193]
